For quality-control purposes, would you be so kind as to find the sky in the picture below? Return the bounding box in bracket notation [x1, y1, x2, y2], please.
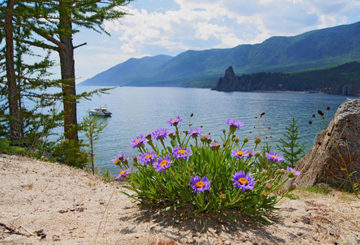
[70, 0, 360, 83]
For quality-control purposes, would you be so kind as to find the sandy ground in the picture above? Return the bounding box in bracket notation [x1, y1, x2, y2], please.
[0, 155, 360, 245]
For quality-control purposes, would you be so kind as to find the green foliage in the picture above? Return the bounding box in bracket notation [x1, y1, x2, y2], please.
[304, 184, 332, 195]
[277, 118, 306, 168]
[0, 138, 26, 155]
[52, 139, 88, 169]
[82, 115, 108, 174]
[101, 169, 113, 183]
[118, 118, 298, 217]
[284, 193, 300, 200]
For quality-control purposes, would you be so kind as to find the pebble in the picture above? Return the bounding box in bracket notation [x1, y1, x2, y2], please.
[224, 240, 231, 245]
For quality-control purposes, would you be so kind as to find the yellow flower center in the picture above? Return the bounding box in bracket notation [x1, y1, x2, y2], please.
[196, 181, 205, 188]
[237, 151, 244, 156]
[160, 160, 168, 166]
[270, 155, 278, 160]
[177, 149, 186, 155]
[114, 159, 120, 164]
[144, 154, 153, 160]
[120, 170, 126, 175]
[135, 139, 140, 143]
[171, 118, 177, 122]
[238, 178, 248, 185]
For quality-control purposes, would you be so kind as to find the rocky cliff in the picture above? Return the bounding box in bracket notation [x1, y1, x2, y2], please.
[213, 62, 360, 96]
[294, 99, 360, 189]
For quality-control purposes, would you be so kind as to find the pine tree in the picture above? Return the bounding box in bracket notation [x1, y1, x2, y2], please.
[277, 118, 306, 168]
[20, 0, 132, 143]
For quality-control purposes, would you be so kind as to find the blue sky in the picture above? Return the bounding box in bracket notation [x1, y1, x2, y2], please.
[70, 0, 360, 82]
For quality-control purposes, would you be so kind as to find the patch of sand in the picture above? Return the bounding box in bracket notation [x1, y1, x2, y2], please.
[0, 155, 359, 244]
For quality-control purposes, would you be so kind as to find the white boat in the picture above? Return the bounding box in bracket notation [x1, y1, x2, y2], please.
[89, 106, 112, 117]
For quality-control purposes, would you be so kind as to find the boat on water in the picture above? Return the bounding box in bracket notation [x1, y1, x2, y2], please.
[89, 106, 112, 117]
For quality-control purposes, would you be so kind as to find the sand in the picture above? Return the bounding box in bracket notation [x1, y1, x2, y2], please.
[0, 154, 359, 245]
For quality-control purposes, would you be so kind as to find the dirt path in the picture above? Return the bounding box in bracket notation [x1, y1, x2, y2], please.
[0, 155, 359, 244]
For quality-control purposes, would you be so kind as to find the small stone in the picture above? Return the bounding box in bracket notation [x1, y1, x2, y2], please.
[52, 235, 60, 241]
[225, 240, 231, 245]
[99, 201, 105, 205]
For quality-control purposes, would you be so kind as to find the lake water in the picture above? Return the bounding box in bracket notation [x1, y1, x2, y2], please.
[75, 86, 355, 175]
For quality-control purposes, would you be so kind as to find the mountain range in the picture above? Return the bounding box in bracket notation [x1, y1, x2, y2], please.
[81, 21, 360, 88]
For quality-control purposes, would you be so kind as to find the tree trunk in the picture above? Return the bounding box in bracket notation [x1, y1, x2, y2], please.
[58, 0, 78, 142]
[4, 0, 21, 143]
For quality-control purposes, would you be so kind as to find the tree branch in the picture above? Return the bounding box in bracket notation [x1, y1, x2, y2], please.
[73, 42, 87, 50]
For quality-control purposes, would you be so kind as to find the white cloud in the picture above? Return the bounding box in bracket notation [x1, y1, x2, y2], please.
[74, 0, 360, 82]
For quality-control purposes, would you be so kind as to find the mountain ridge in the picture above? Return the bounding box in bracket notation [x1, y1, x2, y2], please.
[81, 21, 360, 87]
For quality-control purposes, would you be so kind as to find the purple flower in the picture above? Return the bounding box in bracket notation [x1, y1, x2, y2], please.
[113, 153, 126, 165]
[115, 169, 131, 179]
[152, 128, 169, 140]
[287, 167, 301, 177]
[189, 176, 211, 193]
[226, 119, 244, 130]
[153, 155, 172, 173]
[232, 171, 255, 192]
[210, 142, 220, 150]
[167, 116, 183, 126]
[131, 135, 148, 148]
[246, 150, 258, 157]
[139, 151, 157, 164]
[266, 152, 285, 162]
[232, 149, 249, 159]
[172, 146, 192, 160]
[189, 128, 203, 138]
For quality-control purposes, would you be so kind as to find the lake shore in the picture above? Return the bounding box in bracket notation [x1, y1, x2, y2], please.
[1, 154, 359, 244]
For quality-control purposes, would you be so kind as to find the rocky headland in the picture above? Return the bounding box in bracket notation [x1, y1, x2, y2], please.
[213, 62, 360, 96]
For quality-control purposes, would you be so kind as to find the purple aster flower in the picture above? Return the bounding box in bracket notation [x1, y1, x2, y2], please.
[167, 116, 183, 126]
[130, 135, 148, 148]
[232, 149, 250, 159]
[139, 151, 157, 164]
[232, 171, 255, 192]
[172, 146, 192, 160]
[152, 128, 169, 140]
[245, 149, 258, 157]
[153, 155, 172, 173]
[189, 128, 203, 138]
[112, 153, 127, 165]
[189, 176, 211, 193]
[210, 142, 220, 150]
[115, 169, 131, 179]
[266, 152, 285, 162]
[287, 167, 301, 177]
[226, 119, 244, 130]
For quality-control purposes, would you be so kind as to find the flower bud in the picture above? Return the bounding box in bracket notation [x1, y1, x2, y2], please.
[265, 183, 272, 189]
[220, 192, 227, 200]
[145, 133, 152, 140]
[261, 191, 268, 197]
[254, 137, 261, 144]
[289, 183, 298, 190]
[200, 136, 208, 143]
[234, 137, 240, 144]
[243, 137, 249, 143]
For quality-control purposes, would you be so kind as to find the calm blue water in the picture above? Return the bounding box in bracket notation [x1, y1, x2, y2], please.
[74, 86, 355, 175]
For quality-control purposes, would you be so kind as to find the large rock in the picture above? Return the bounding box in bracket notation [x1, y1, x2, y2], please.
[294, 99, 360, 188]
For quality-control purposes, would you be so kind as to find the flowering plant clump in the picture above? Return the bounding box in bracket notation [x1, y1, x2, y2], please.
[117, 115, 300, 217]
